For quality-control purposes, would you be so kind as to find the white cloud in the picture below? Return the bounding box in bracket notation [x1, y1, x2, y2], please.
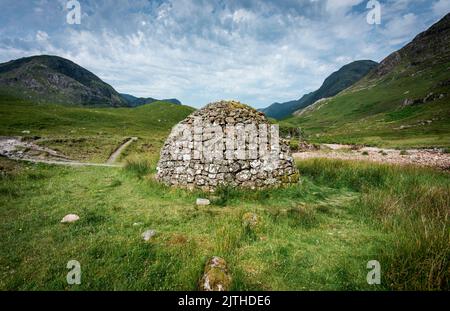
[0, 0, 445, 108]
[382, 13, 421, 42]
[326, 0, 365, 13]
[432, 0, 450, 16]
[35, 31, 49, 42]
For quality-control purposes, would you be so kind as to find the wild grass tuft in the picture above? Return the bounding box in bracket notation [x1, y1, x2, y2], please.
[298, 158, 449, 290]
[123, 156, 152, 178]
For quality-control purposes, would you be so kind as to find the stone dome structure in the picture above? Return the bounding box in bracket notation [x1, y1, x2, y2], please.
[156, 100, 299, 191]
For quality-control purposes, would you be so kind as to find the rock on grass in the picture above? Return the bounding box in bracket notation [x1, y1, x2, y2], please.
[142, 229, 157, 241]
[199, 256, 232, 291]
[196, 198, 210, 206]
[61, 214, 80, 223]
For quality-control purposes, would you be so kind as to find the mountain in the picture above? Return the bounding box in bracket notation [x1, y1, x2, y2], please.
[371, 13, 450, 78]
[282, 13, 450, 148]
[119, 94, 157, 107]
[262, 60, 378, 119]
[0, 55, 128, 107]
[119, 93, 182, 107]
[162, 98, 182, 105]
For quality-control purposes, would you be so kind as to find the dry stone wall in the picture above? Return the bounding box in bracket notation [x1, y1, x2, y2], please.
[156, 100, 299, 191]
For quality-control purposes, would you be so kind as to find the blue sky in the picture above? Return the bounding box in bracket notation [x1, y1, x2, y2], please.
[0, 0, 449, 108]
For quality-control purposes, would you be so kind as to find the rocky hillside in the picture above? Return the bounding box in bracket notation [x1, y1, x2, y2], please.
[0, 55, 128, 107]
[282, 13, 450, 148]
[372, 13, 450, 77]
[262, 60, 378, 119]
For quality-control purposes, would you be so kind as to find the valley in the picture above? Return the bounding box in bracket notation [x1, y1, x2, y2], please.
[0, 94, 194, 163]
[0, 94, 448, 291]
[275, 14, 450, 149]
[0, 12, 448, 293]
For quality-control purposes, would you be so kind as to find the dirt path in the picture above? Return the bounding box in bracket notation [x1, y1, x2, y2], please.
[294, 144, 450, 171]
[106, 137, 138, 164]
[0, 136, 137, 168]
[16, 158, 121, 167]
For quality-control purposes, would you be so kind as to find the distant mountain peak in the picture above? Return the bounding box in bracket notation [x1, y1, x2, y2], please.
[373, 12, 450, 77]
[0, 55, 127, 107]
[119, 94, 182, 107]
[262, 60, 378, 119]
[0, 55, 183, 108]
[282, 13, 450, 148]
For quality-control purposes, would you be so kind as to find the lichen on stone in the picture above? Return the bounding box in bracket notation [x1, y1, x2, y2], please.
[199, 256, 232, 291]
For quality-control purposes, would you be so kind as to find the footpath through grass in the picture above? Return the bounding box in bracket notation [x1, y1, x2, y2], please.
[0, 157, 448, 290]
[0, 96, 195, 163]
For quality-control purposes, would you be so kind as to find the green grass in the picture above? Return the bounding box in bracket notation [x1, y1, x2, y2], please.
[123, 156, 153, 178]
[298, 159, 450, 290]
[0, 90, 448, 291]
[281, 61, 450, 148]
[0, 94, 195, 162]
[0, 157, 447, 290]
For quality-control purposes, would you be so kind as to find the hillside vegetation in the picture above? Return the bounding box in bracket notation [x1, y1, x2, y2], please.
[0, 55, 128, 107]
[0, 93, 195, 162]
[262, 60, 378, 119]
[120, 93, 182, 107]
[0, 91, 448, 291]
[282, 14, 450, 148]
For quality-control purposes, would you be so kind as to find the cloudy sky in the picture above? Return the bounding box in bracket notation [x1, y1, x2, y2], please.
[0, 0, 449, 108]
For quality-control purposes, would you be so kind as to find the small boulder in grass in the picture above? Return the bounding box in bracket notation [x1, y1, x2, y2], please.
[61, 214, 80, 223]
[199, 256, 232, 291]
[142, 229, 157, 241]
[196, 198, 210, 206]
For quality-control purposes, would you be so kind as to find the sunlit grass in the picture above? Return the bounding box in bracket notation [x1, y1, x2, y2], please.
[1, 157, 447, 290]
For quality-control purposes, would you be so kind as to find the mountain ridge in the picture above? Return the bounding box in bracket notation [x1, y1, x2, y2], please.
[0, 55, 128, 107]
[372, 13, 450, 78]
[119, 93, 182, 107]
[281, 13, 450, 148]
[0, 55, 183, 108]
[262, 60, 378, 119]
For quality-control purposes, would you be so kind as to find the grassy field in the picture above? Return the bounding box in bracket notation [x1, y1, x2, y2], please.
[0, 94, 195, 162]
[0, 94, 448, 291]
[281, 61, 450, 149]
[0, 156, 448, 290]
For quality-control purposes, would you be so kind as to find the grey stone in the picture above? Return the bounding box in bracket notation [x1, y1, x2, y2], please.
[61, 214, 80, 223]
[196, 198, 211, 206]
[199, 256, 232, 291]
[236, 170, 251, 182]
[142, 229, 157, 241]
